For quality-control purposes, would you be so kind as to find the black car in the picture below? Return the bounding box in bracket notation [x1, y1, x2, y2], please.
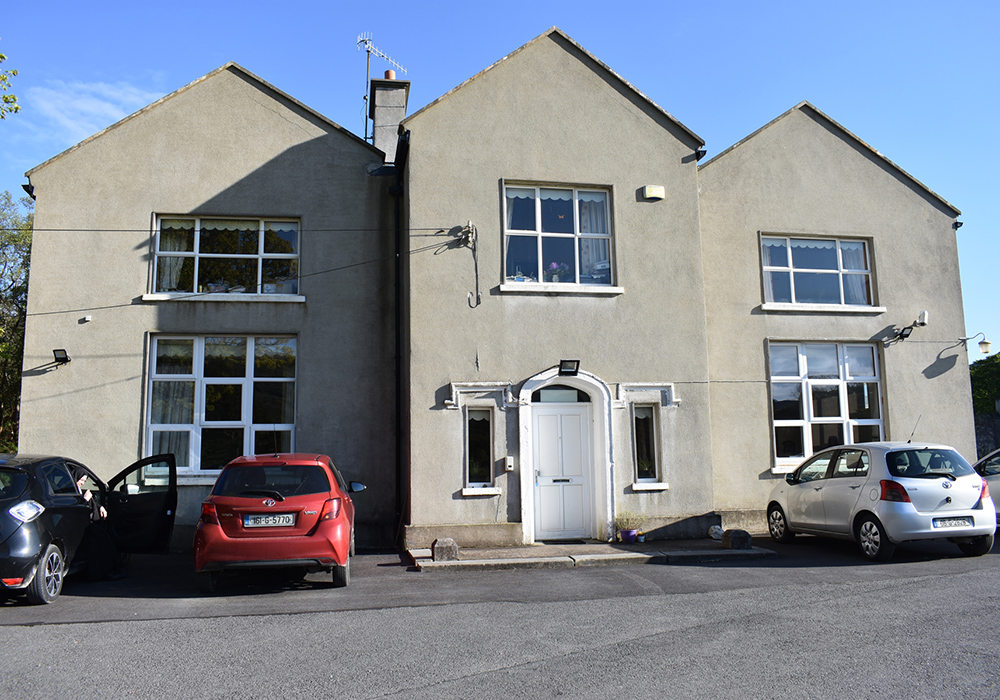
[1, 453, 177, 604]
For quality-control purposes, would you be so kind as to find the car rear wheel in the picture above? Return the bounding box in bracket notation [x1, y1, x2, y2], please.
[26, 544, 64, 605]
[196, 570, 221, 594]
[957, 533, 994, 557]
[857, 515, 895, 561]
[767, 504, 795, 543]
[332, 556, 350, 588]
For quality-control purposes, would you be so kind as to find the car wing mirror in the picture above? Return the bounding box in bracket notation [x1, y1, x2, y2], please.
[785, 473, 799, 485]
[349, 482, 366, 493]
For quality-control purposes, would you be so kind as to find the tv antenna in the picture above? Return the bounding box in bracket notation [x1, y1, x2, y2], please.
[357, 33, 407, 142]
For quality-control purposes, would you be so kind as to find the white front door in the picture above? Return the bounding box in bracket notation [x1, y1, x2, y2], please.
[533, 405, 591, 540]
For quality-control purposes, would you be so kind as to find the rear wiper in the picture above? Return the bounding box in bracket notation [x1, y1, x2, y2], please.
[926, 472, 957, 481]
[238, 490, 285, 500]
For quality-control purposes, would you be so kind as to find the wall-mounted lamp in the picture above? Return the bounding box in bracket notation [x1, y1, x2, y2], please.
[960, 332, 991, 354]
[896, 326, 914, 341]
[695, 149, 707, 161]
[953, 221, 964, 230]
[558, 359, 580, 376]
[53, 349, 71, 364]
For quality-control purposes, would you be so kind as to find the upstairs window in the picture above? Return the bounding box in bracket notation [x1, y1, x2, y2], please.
[762, 236, 872, 306]
[504, 185, 613, 286]
[155, 217, 299, 295]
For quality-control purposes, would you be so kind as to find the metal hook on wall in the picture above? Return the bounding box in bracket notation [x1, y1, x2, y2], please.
[465, 220, 482, 308]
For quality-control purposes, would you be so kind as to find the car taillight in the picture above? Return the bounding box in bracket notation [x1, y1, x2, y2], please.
[319, 498, 342, 522]
[880, 480, 911, 503]
[981, 478, 990, 502]
[8, 500, 44, 523]
[200, 502, 219, 525]
[2, 578, 24, 587]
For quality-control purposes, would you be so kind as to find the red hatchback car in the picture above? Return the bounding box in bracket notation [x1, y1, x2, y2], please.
[193, 453, 365, 592]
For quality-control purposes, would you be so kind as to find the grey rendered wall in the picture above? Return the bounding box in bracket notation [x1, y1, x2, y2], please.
[698, 105, 973, 525]
[20, 66, 398, 545]
[401, 33, 714, 545]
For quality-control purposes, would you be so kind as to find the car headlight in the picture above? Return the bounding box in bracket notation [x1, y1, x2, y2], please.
[9, 500, 45, 523]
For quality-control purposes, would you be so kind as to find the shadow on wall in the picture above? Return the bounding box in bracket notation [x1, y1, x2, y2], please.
[922, 345, 963, 380]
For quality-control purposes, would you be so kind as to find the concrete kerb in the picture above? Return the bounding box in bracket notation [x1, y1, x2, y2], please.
[408, 544, 774, 571]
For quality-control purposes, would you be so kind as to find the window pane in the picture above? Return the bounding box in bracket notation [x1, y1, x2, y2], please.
[542, 237, 575, 283]
[805, 345, 839, 379]
[253, 382, 295, 424]
[770, 346, 800, 377]
[156, 339, 194, 375]
[151, 381, 194, 424]
[811, 385, 841, 418]
[840, 241, 868, 270]
[578, 192, 607, 234]
[506, 188, 536, 231]
[775, 426, 803, 458]
[771, 383, 802, 420]
[847, 382, 880, 419]
[791, 239, 837, 270]
[262, 259, 298, 294]
[853, 425, 881, 443]
[793, 272, 840, 304]
[201, 428, 244, 471]
[540, 189, 573, 233]
[579, 238, 611, 285]
[845, 346, 875, 378]
[198, 258, 258, 293]
[634, 406, 657, 480]
[843, 274, 871, 305]
[467, 409, 492, 484]
[264, 221, 298, 254]
[254, 430, 292, 455]
[152, 431, 190, 468]
[200, 220, 259, 255]
[505, 235, 538, 281]
[812, 423, 844, 450]
[254, 337, 296, 378]
[205, 384, 243, 421]
[765, 271, 792, 302]
[159, 219, 195, 252]
[156, 257, 194, 293]
[204, 337, 247, 377]
[761, 238, 788, 267]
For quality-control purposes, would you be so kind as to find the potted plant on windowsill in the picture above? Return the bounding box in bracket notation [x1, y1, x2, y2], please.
[612, 511, 646, 543]
[544, 262, 570, 283]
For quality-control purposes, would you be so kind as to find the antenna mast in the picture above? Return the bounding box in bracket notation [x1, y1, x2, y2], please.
[357, 33, 407, 142]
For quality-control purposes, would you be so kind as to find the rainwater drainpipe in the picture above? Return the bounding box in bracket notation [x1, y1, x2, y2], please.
[391, 131, 410, 546]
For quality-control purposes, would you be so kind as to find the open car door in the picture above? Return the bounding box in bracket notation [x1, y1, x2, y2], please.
[105, 454, 177, 554]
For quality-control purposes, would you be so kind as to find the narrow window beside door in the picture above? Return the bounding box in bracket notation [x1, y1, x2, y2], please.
[467, 409, 493, 488]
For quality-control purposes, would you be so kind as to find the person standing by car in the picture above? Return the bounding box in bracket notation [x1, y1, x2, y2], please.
[73, 469, 124, 581]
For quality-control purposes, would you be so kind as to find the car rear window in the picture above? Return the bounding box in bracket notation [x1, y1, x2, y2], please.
[0, 469, 28, 500]
[213, 464, 331, 498]
[886, 449, 974, 479]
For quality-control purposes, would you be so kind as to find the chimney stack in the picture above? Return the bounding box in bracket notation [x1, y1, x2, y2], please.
[369, 70, 409, 164]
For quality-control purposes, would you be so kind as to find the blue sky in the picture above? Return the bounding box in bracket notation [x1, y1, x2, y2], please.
[1, 0, 996, 362]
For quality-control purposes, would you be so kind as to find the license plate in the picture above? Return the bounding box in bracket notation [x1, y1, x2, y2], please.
[933, 517, 973, 529]
[244, 513, 294, 528]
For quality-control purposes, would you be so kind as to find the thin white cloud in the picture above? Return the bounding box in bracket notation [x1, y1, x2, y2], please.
[25, 80, 163, 146]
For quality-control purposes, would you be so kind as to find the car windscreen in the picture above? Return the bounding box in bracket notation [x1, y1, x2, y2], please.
[212, 465, 331, 498]
[0, 468, 28, 501]
[886, 449, 975, 479]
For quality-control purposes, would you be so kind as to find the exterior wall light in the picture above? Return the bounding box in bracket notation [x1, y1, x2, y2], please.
[53, 349, 71, 364]
[960, 332, 991, 354]
[558, 359, 580, 376]
[896, 326, 913, 341]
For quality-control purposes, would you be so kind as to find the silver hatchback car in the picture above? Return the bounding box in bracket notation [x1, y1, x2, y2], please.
[767, 442, 996, 561]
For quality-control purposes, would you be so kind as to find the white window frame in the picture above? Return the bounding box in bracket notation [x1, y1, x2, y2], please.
[145, 335, 296, 477]
[769, 342, 883, 473]
[500, 183, 622, 294]
[761, 234, 878, 311]
[464, 406, 495, 491]
[631, 403, 660, 484]
[148, 216, 301, 299]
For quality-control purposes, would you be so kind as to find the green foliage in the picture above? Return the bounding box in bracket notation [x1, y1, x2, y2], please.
[0, 41, 20, 119]
[0, 191, 33, 451]
[612, 510, 646, 532]
[970, 354, 1000, 415]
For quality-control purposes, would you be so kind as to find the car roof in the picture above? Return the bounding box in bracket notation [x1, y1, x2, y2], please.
[223, 453, 331, 468]
[0, 454, 73, 470]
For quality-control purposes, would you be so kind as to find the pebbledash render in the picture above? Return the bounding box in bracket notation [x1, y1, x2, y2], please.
[19, 28, 974, 549]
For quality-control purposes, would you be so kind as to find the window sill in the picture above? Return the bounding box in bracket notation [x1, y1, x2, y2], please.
[178, 475, 220, 486]
[500, 283, 624, 296]
[770, 464, 798, 475]
[631, 482, 669, 492]
[761, 303, 886, 314]
[461, 486, 501, 497]
[142, 293, 306, 303]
